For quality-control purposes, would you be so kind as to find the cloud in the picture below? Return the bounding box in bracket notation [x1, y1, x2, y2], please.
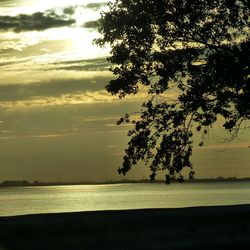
[0, 90, 118, 108]
[0, 11, 75, 32]
[0, 58, 26, 66]
[85, 2, 108, 10]
[82, 20, 100, 29]
[0, 91, 144, 108]
[0, 102, 139, 138]
[0, 133, 66, 140]
[0, 87, 146, 109]
[0, 76, 112, 102]
[0, 72, 150, 108]
[63, 6, 76, 15]
[52, 58, 110, 71]
[0, 40, 74, 59]
[105, 144, 117, 148]
[0, 3, 107, 32]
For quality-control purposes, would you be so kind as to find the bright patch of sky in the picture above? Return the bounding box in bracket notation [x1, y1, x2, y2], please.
[0, 0, 110, 67]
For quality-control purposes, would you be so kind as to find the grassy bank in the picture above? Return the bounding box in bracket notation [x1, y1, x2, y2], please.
[0, 205, 250, 250]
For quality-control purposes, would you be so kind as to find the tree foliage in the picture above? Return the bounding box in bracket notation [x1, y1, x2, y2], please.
[96, 0, 250, 183]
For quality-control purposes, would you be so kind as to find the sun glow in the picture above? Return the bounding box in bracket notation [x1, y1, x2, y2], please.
[41, 27, 109, 61]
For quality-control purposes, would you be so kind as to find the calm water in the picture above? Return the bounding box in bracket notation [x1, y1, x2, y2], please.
[0, 182, 250, 216]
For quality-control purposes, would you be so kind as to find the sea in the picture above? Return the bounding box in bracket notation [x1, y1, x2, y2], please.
[0, 182, 250, 217]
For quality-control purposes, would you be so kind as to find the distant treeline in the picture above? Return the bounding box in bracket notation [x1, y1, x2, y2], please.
[0, 177, 250, 187]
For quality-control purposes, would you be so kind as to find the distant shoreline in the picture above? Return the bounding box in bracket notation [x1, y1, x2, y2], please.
[0, 177, 250, 188]
[0, 204, 250, 249]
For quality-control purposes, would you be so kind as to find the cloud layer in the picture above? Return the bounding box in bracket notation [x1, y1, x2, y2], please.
[0, 11, 75, 32]
[0, 2, 109, 33]
[0, 75, 111, 102]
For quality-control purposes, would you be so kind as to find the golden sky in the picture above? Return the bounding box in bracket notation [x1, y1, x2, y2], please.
[0, 0, 249, 182]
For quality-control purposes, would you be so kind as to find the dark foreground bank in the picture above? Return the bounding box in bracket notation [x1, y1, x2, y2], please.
[0, 205, 250, 250]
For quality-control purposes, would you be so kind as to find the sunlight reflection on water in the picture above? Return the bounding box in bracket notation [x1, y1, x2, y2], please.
[0, 182, 250, 216]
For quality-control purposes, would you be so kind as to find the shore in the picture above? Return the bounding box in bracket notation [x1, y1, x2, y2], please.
[0, 204, 250, 250]
[1, 178, 250, 188]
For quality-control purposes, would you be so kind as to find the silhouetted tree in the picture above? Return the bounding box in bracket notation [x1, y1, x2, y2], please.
[96, 0, 250, 183]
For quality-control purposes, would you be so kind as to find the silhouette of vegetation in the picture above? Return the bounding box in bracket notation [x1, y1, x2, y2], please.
[96, 0, 250, 183]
